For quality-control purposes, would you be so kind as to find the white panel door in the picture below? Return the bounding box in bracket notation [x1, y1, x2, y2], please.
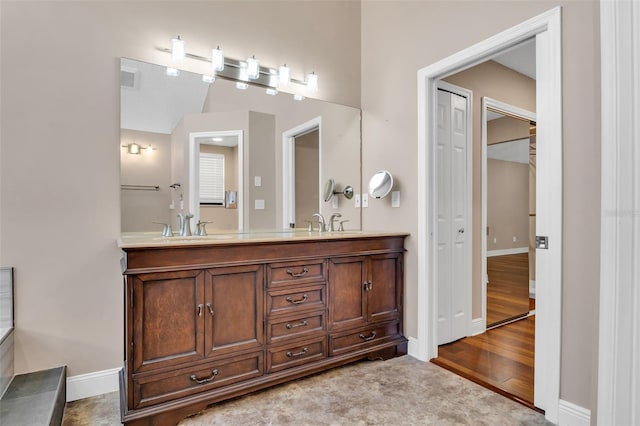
[437, 89, 469, 345]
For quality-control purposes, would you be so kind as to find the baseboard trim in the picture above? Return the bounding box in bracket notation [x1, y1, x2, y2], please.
[487, 247, 529, 257]
[558, 399, 590, 426]
[66, 367, 120, 402]
[470, 318, 485, 336]
[407, 336, 420, 359]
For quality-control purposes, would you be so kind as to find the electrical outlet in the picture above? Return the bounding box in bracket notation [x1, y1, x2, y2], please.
[254, 176, 262, 187]
[254, 199, 265, 210]
[362, 193, 369, 207]
[355, 194, 361, 208]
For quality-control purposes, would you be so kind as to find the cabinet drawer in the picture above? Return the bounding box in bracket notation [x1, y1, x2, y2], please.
[267, 259, 326, 288]
[267, 310, 325, 344]
[267, 337, 327, 373]
[267, 284, 326, 315]
[132, 351, 264, 409]
[329, 322, 400, 356]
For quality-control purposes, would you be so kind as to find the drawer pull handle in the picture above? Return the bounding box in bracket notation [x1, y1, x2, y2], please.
[363, 280, 373, 291]
[286, 320, 309, 329]
[196, 304, 203, 317]
[206, 303, 215, 316]
[189, 369, 219, 384]
[285, 294, 308, 304]
[286, 267, 309, 278]
[359, 331, 377, 342]
[286, 347, 309, 358]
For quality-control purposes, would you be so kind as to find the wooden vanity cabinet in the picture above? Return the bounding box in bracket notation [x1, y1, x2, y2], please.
[120, 235, 407, 425]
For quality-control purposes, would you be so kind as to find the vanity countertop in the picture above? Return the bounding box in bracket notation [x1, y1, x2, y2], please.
[118, 230, 409, 249]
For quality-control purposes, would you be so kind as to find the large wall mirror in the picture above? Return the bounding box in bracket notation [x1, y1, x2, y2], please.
[120, 58, 361, 234]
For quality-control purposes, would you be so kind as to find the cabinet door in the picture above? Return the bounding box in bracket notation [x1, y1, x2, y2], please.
[328, 256, 367, 331]
[367, 253, 402, 323]
[132, 270, 204, 373]
[204, 265, 264, 358]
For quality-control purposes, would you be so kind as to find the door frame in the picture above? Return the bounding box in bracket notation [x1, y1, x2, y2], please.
[481, 98, 536, 329]
[436, 81, 474, 342]
[282, 117, 322, 229]
[416, 6, 562, 422]
[188, 130, 244, 231]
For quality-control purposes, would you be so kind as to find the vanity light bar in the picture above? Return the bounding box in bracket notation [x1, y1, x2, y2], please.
[159, 41, 317, 92]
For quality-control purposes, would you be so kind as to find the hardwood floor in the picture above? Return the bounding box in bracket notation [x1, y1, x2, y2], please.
[487, 253, 530, 327]
[432, 315, 536, 410]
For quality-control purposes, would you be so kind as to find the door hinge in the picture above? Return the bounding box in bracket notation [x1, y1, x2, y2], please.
[130, 287, 134, 309]
[130, 340, 134, 359]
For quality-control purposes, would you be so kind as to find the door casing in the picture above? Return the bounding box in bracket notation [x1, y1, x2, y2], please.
[416, 6, 562, 422]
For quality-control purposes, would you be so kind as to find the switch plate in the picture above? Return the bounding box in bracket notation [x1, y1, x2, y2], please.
[254, 199, 265, 210]
[355, 194, 361, 208]
[513, 236, 517, 242]
[332, 197, 339, 209]
[254, 176, 262, 187]
[391, 191, 400, 207]
[362, 193, 369, 208]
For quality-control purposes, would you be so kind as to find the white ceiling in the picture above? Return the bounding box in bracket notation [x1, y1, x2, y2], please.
[120, 58, 209, 134]
[492, 38, 536, 80]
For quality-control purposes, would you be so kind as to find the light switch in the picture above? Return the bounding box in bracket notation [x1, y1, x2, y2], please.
[332, 197, 339, 209]
[254, 199, 265, 210]
[355, 194, 361, 208]
[362, 193, 369, 208]
[254, 176, 262, 187]
[391, 191, 400, 208]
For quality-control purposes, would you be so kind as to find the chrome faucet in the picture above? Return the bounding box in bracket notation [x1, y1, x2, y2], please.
[312, 213, 326, 232]
[328, 213, 342, 232]
[177, 212, 194, 236]
[196, 221, 211, 236]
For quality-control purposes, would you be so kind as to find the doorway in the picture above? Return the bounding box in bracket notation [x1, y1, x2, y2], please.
[417, 7, 562, 421]
[483, 101, 536, 328]
[282, 117, 322, 229]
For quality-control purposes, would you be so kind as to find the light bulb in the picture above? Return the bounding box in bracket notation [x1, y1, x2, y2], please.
[145, 145, 153, 154]
[171, 36, 185, 61]
[266, 88, 278, 96]
[166, 67, 180, 77]
[236, 82, 248, 90]
[247, 56, 260, 80]
[211, 46, 224, 72]
[278, 64, 291, 87]
[128, 143, 141, 154]
[306, 72, 318, 91]
[293, 94, 305, 101]
[202, 74, 215, 84]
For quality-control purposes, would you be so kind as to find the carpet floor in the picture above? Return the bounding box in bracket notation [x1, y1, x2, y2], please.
[62, 356, 550, 425]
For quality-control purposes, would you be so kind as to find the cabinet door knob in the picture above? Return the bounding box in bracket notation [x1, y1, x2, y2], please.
[189, 369, 219, 384]
[285, 294, 308, 304]
[206, 303, 214, 316]
[363, 280, 373, 291]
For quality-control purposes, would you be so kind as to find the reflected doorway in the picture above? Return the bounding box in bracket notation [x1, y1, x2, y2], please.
[485, 108, 537, 328]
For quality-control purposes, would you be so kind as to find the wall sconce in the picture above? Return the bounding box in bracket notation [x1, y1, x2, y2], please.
[158, 37, 318, 94]
[122, 143, 156, 155]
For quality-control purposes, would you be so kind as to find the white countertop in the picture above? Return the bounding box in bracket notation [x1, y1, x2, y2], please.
[118, 230, 409, 249]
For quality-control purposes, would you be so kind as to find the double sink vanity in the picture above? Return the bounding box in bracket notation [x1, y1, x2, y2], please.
[118, 231, 408, 425]
[119, 53, 405, 424]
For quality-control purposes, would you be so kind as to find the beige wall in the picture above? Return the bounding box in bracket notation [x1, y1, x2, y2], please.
[361, 0, 600, 412]
[294, 130, 320, 227]
[487, 115, 531, 144]
[487, 159, 529, 251]
[120, 129, 172, 231]
[0, 1, 360, 377]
